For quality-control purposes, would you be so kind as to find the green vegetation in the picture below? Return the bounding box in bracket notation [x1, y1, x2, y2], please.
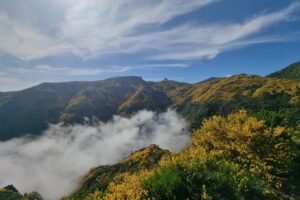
[62, 111, 299, 200]
[1, 61, 300, 199]
[0, 185, 43, 200]
[141, 111, 298, 200]
[143, 165, 185, 200]
[1, 72, 300, 141]
[1, 62, 300, 140]
[144, 158, 272, 200]
[0, 77, 170, 140]
[268, 61, 300, 82]
[176, 75, 300, 129]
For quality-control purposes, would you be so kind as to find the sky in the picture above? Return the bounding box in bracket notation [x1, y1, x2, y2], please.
[0, 0, 300, 91]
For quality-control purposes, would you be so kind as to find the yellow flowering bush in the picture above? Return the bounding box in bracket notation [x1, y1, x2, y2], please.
[192, 110, 296, 188]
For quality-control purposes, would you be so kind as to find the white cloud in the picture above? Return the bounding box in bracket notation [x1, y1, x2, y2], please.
[60, 0, 217, 58]
[32, 63, 189, 75]
[0, 109, 190, 199]
[0, 12, 70, 60]
[142, 2, 300, 60]
[0, 1, 298, 61]
[0, 1, 299, 92]
[33, 65, 130, 76]
[54, 0, 300, 60]
[135, 63, 189, 68]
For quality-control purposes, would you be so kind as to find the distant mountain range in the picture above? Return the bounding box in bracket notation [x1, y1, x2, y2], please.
[0, 62, 299, 140]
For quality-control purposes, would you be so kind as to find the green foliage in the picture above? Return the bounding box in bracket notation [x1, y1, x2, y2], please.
[0, 186, 43, 200]
[1, 63, 300, 199]
[249, 110, 285, 127]
[181, 75, 300, 129]
[0, 189, 22, 200]
[23, 192, 43, 200]
[143, 157, 277, 200]
[1, 70, 300, 140]
[141, 111, 298, 200]
[0, 77, 171, 140]
[192, 111, 297, 186]
[62, 111, 299, 200]
[59, 109, 295, 200]
[143, 165, 186, 200]
[268, 61, 300, 82]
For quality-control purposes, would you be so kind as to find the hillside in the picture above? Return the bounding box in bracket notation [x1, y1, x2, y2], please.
[159, 74, 300, 129]
[0, 64, 299, 199]
[268, 61, 300, 81]
[62, 111, 300, 200]
[63, 144, 170, 199]
[0, 77, 171, 140]
[0, 73, 300, 140]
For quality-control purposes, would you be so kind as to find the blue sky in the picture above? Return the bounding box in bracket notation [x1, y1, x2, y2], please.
[0, 0, 300, 91]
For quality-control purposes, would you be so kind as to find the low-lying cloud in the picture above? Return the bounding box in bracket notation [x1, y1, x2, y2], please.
[0, 109, 190, 199]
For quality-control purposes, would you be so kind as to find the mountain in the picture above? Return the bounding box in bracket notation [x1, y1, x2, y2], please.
[0, 92, 14, 106]
[0, 65, 300, 140]
[0, 77, 170, 140]
[158, 74, 300, 129]
[268, 61, 300, 81]
[1, 63, 300, 199]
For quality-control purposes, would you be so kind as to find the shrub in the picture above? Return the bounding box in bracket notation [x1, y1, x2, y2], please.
[192, 110, 297, 187]
[143, 156, 278, 200]
[143, 165, 185, 200]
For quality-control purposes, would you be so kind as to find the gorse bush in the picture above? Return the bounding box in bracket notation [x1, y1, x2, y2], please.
[143, 156, 280, 200]
[192, 110, 296, 188]
[144, 111, 297, 200]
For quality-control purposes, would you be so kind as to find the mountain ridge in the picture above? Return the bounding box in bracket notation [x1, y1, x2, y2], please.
[0, 63, 300, 140]
[268, 61, 300, 81]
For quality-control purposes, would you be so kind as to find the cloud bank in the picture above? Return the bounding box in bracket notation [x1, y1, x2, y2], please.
[0, 0, 299, 61]
[0, 109, 190, 199]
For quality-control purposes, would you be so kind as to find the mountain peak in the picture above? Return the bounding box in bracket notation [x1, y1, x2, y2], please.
[3, 185, 19, 193]
[120, 144, 169, 165]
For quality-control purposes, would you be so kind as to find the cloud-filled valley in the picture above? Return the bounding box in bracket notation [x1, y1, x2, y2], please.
[0, 109, 190, 199]
[0, 1, 300, 199]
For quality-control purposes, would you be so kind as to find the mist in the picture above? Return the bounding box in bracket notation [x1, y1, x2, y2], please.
[0, 109, 190, 199]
